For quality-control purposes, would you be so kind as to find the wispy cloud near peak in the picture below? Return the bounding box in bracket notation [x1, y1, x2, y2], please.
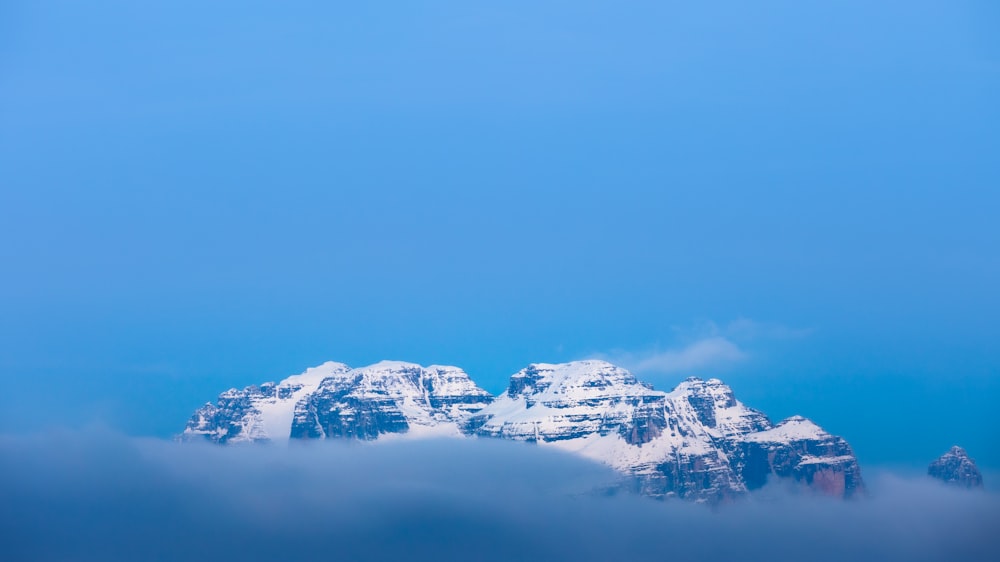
[594, 336, 746, 377]
[591, 318, 810, 377]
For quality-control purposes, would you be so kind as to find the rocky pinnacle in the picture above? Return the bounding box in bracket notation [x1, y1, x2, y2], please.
[928, 446, 984, 489]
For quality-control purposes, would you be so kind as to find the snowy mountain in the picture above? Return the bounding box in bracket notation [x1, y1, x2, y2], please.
[183, 361, 351, 444]
[467, 360, 864, 502]
[182, 361, 492, 444]
[183, 359, 864, 501]
[290, 361, 494, 440]
[928, 446, 984, 489]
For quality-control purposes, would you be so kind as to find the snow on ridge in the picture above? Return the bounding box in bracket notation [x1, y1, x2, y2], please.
[941, 445, 971, 458]
[506, 360, 656, 401]
[249, 362, 353, 445]
[354, 360, 424, 374]
[274, 361, 352, 390]
[671, 376, 728, 392]
[798, 454, 857, 466]
[742, 415, 827, 443]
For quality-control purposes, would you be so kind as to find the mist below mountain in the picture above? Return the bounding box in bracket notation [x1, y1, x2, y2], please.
[1, 429, 996, 562]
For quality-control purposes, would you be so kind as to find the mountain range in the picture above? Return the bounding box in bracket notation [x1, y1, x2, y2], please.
[183, 359, 864, 502]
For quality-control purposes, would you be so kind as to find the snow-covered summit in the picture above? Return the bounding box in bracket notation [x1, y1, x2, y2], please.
[742, 415, 827, 442]
[505, 360, 656, 403]
[468, 360, 662, 447]
[668, 376, 771, 438]
[292, 361, 492, 440]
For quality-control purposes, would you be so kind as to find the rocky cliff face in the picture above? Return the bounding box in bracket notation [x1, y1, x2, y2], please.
[290, 361, 493, 440]
[182, 361, 491, 443]
[928, 446, 984, 489]
[468, 361, 864, 502]
[183, 361, 351, 444]
[735, 417, 864, 497]
[183, 359, 865, 502]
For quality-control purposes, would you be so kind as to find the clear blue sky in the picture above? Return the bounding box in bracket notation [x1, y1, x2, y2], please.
[1, 1, 997, 469]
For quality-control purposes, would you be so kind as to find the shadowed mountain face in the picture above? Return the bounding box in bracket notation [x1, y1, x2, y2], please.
[929, 446, 984, 489]
[183, 360, 864, 502]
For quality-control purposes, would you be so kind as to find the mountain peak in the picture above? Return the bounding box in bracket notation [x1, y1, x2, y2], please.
[947, 445, 969, 456]
[928, 445, 984, 489]
[505, 361, 651, 399]
[357, 360, 423, 372]
[284, 361, 352, 385]
[292, 361, 491, 441]
[674, 376, 730, 392]
[183, 360, 491, 444]
[742, 415, 826, 443]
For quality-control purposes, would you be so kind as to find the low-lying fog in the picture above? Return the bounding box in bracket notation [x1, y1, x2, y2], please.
[1, 429, 995, 561]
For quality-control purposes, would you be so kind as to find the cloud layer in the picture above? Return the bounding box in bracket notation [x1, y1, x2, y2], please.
[0, 430, 997, 562]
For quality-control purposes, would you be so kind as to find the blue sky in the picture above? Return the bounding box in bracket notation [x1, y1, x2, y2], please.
[1, 1, 998, 469]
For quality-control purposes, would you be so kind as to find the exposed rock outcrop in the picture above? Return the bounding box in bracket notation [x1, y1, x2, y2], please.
[183, 361, 491, 443]
[928, 446, 984, 489]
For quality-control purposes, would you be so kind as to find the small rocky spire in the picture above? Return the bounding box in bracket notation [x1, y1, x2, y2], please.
[928, 446, 984, 489]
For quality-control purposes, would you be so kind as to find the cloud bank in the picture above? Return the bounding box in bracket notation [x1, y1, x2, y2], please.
[0, 430, 997, 562]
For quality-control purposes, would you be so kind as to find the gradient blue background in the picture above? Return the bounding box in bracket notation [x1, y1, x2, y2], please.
[1, 1, 997, 470]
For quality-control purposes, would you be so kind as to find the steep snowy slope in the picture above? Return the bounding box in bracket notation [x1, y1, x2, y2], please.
[182, 361, 350, 444]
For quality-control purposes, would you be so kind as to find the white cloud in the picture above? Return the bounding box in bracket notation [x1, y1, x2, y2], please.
[591, 318, 811, 377]
[597, 336, 746, 376]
